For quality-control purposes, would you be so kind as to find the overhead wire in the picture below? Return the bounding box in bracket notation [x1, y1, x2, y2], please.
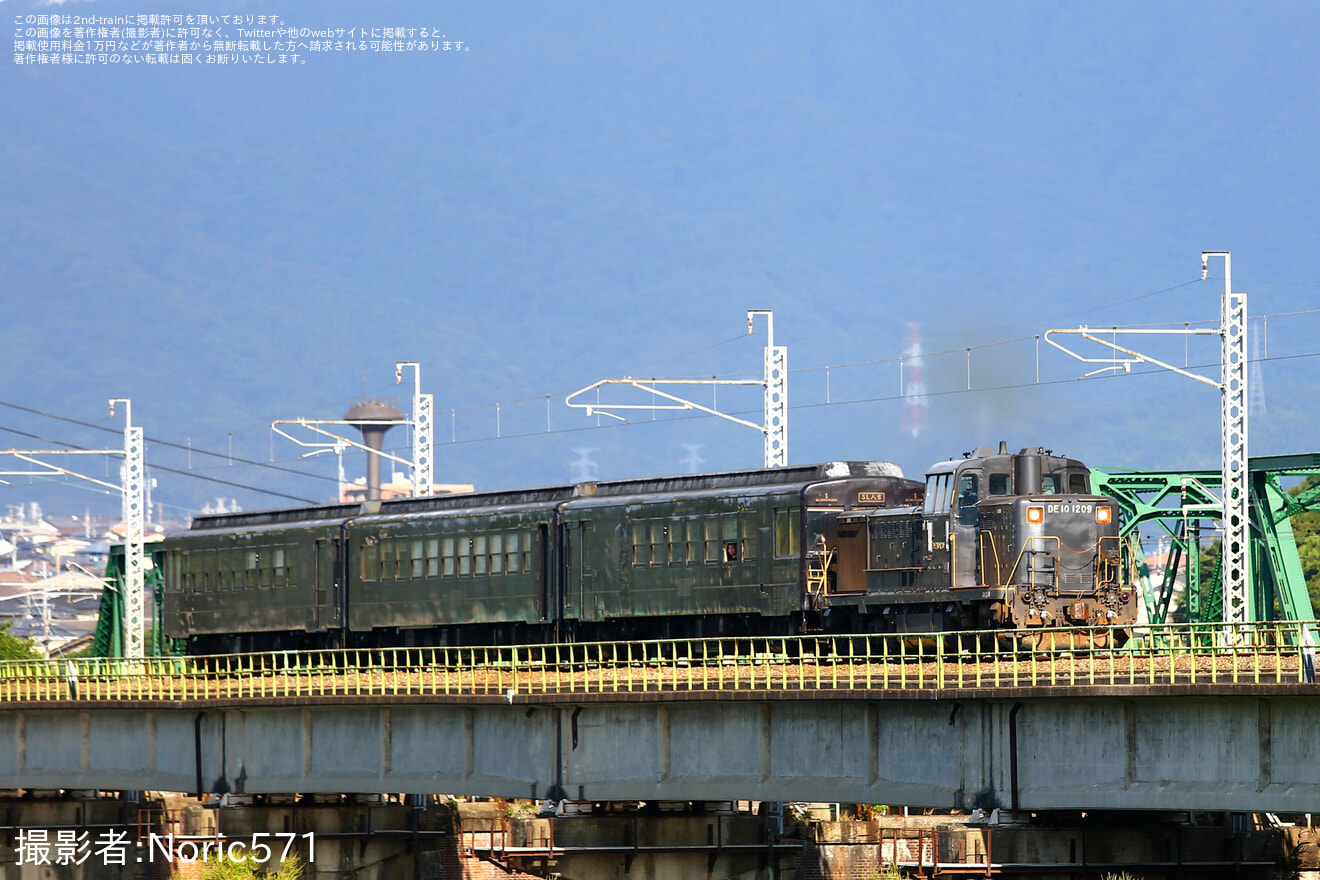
[0, 399, 340, 486]
[2, 295, 1319, 494]
[0, 423, 318, 505]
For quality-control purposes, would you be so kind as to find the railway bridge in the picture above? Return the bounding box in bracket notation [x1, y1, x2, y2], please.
[1, 621, 1317, 812]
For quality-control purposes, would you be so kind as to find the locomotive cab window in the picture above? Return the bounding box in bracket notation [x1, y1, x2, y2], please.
[1068, 473, 1089, 494]
[989, 473, 1011, 496]
[923, 473, 952, 515]
[1039, 474, 1061, 494]
[956, 474, 979, 526]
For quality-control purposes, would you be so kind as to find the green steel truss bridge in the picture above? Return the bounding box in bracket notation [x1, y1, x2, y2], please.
[1093, 451, 1320, 627]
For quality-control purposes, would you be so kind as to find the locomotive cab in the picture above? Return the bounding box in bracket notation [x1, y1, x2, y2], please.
[828, 443, 1136, 635]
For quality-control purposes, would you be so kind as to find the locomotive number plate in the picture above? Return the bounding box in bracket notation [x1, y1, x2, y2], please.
[1045, 503, 1092, 514]
[857, 492, 886, 504]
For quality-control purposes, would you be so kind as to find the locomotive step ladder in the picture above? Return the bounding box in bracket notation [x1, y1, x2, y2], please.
[806, 537, 835, 600]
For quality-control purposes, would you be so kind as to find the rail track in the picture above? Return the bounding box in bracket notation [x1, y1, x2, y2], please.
[0, 621, 1314, 704]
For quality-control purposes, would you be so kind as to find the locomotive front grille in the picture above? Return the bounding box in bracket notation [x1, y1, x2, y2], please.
[1060, 571, 1094, 588]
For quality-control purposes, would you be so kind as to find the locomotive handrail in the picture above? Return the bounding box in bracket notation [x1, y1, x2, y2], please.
[1005, 535, 1060, 590]
[0, 620, 1314, 703]
[979, 530, 1003, 587]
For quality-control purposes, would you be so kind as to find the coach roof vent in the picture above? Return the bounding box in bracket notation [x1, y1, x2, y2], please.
[345, 398, 405, 502]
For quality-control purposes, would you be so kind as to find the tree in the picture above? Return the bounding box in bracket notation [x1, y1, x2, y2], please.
[189, 852, 304, 880]
[1288, 476, 1320, 618]
[0, 621, 42, 661]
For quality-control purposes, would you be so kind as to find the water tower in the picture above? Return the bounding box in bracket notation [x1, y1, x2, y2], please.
[343, 399, 404, 501]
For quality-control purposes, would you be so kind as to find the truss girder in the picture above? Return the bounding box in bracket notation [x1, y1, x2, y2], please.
[1093, 460, 1320, 626]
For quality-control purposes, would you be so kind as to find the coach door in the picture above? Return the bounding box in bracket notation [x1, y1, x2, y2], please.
[561, 518, 595, 621]
[309, 538, 335, 631]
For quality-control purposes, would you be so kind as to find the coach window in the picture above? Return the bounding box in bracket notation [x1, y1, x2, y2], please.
[704, 519, 721, 563]
[490, 534, 504, 574]
[260, 549, 273, 589]
[244, 550, 259, 589]
[505, 532, 520, 573]
[721, 516, 739, 563]
[273, 548, 287, 586]
[670, 523, 685, 565]
[522, 530, 532, 572]
[426, 539, 440, 577]
[775, 508, 800, 558]
[686, 520, 702, 564]
[407, 540, 422, 578]
[380, 541, 395, 580]
[630, 522, 647, 566]
[650, 522, 667, 567]
[474, 535, 487, 575]
[361, 543, 377, 582]
[442, 537, 455, 577]
[459, 538, 473, 576]
[740, 513, 758, 560]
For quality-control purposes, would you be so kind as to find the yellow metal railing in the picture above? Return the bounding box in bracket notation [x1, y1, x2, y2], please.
[0, 621, 1314, 703]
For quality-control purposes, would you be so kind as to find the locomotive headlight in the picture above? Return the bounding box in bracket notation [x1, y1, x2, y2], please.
[1096, 506, 1112, 524]
[1026, 506, 1043, 524]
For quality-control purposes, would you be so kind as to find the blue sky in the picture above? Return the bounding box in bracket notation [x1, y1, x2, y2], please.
[4, 1, 1320, 515]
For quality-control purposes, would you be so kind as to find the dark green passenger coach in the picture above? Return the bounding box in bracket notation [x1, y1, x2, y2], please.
[160, 462, 921, 652]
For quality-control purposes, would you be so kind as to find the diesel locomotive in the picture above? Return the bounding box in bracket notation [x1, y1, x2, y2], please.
[160, 444, 1138, 654]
